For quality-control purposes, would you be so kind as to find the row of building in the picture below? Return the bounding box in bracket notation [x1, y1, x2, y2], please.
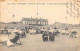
[0, 17, 80, 30]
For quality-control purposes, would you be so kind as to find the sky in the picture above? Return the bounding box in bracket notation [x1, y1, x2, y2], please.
[0, 0, 80, 24]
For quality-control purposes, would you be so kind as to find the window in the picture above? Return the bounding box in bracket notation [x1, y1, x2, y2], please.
[23, 21, 26, 24]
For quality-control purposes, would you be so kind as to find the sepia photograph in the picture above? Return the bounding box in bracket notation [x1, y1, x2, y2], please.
[0, 0, 80, 51]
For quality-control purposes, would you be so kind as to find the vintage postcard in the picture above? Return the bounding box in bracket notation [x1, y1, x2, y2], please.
[0, 0, 80, 51]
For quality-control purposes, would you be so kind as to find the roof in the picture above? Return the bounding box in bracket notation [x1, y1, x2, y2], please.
[22, 18, 48, 22]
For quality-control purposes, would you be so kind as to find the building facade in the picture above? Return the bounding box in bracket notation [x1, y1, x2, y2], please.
[21, 17, 48, 26]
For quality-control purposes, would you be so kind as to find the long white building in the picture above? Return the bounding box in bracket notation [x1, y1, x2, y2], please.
[21, 17, 48, 26]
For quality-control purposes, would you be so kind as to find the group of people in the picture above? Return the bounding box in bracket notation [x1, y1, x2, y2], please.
[42, 31, 56, 41]
[0, 28, 23, 47]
